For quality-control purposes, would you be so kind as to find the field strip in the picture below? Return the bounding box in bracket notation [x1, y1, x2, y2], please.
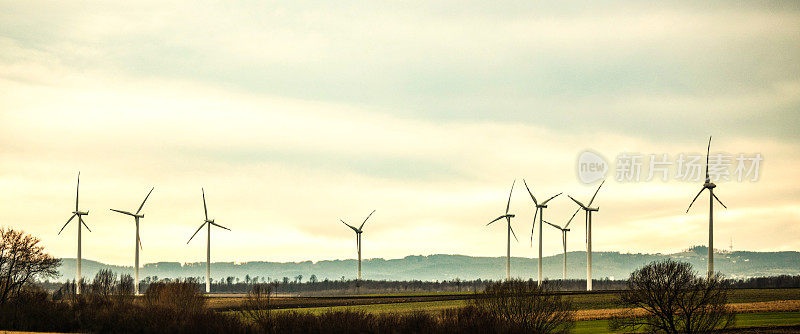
[271, 299, 800, 318]
[574, 300, 800, 321]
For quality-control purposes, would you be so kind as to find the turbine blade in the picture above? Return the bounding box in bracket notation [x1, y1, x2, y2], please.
[79, 216, 91, 232]
[187, 222, 206, 244]
[543, 220, 561, 230]
[522, 179, 538, 205]
[541, 192, 563, 205]
[568, 195, 588, 210]
[509, 224, 519, 242]
[76, 172, 80, 211]
[202, 188, 209, 221]
[110, 208, 134, 216]
[564, 208, 580, 229]
[705, 136, 712, 181]
[505, 179, 515, 214]
[136, 187, 155, 215]
[211, 222, 231, 231]
[487, 215, 505, 226]
[712, 193, 727, 209]
[530, 207, 538, 246]
[138, 235, 143, 250]
[587, 180, 606, 207]
[340, 219, 359, 232]
[58, 214, 76, 235]
[685, 187, 706, 213]
[359, 210, 375, 230]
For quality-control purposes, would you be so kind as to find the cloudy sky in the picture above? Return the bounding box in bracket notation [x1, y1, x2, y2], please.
[1, 1, 799, 268]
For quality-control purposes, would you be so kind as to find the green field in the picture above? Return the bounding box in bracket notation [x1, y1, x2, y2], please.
[572, 312, 800, 334]
[259, 288, 800, 315]
[224, 288, 800, 333]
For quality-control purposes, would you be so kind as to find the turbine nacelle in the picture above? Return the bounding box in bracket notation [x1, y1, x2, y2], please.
[205, 219, 215, 224]
[705, 182, 717, 189]
[73, 210, 89, 216]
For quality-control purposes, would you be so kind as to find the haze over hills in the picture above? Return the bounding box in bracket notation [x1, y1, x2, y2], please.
[53, 247, 800, 283]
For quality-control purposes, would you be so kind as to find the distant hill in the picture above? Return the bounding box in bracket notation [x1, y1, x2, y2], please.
[54, 247, 800, 283]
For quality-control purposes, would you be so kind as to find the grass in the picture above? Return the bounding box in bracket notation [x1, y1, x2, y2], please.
[570, 311, 800, 333]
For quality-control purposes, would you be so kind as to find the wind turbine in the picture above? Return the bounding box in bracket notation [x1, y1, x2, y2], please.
[567, 179, 605, 291]
[487, 180, 518, 281]
[685, 136, 728, 279]
[57, 172, 91, 295]
[187, 188, 230, 293]
[340, 210, 375, 281]
[543, 220, 572, 280]
[522, 179, 561, 285]
[110, 187, 154, 295]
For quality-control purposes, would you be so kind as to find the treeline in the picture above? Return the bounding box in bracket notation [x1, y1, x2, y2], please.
[729, 275, 800, 289]
[38, 274, 800, 295]
[40, 277, 630, 295]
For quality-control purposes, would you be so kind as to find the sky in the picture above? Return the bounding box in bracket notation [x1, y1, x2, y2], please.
[1, 1, 799, 267]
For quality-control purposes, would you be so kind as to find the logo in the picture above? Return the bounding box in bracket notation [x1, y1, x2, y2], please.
[577, 151, 608, 184]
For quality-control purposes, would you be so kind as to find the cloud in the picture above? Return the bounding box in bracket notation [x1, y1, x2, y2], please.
[0, 1, 797, 267]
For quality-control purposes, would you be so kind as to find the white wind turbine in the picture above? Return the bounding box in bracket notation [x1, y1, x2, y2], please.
[187, 188, 230, 293]
[543, 219, 572, 280]
[57, 172, 91, 295]
[487, 180, 519, 281]
[110, 187, 154, 295]
[685, 136, 728, 279]
[522, 179, 561, 285]
[340, 210, 376, 281]
[567, 179, 605, 291]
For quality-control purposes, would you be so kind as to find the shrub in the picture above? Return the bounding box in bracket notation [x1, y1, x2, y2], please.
[471, 279, 576, 334]
[144, 279, 206, 314]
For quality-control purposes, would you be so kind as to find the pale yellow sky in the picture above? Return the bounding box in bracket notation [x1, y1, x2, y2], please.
[1, 1, 798, 266]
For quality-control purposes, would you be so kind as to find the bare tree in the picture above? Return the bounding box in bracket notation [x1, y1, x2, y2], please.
[0, 227, 60, 305]
[472, 279, 575, 334]
[238, 283, 275, 331]
[610, 259, 735, 333]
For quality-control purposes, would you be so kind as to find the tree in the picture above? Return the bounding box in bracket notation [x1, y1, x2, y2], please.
[610, 259, 735, 333]
[295, 274, 303, 283]
[309, 274, 318, 283]
[472, 279, 575, 333]
[91, 269, 117, 299]
[237, 284, 275, 332]
[0, 227, 60, 305]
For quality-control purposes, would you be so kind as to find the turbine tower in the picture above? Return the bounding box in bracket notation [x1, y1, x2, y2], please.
[187, 188, 230, 293]
[685, 136, 728, 279]
[57, 172, 91, 295]
[340, 210, 375, 281]
[522, 180, 561, 285]
[543, 220, 572, 280]
[487, 180, 519, 281]
[110, 187, 154, 295]
[567, 179, 604, 291]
